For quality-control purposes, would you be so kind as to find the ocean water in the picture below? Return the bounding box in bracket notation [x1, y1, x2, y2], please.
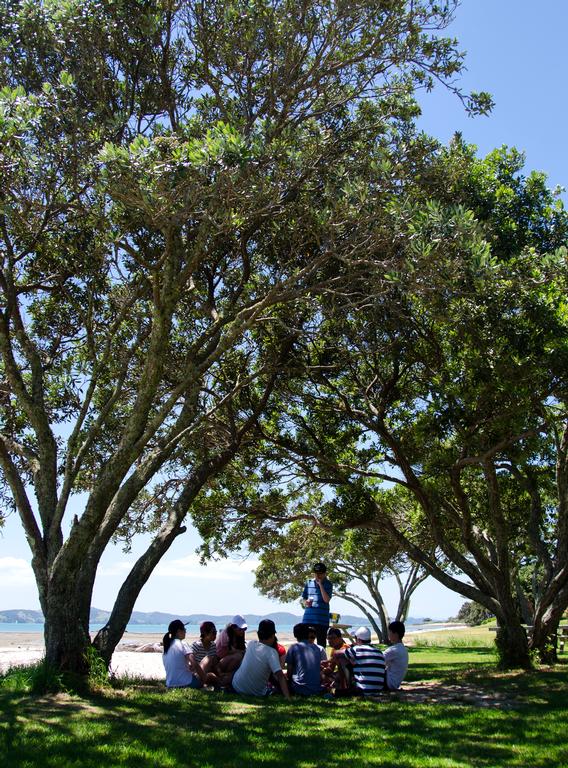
[0, 622, 296, 635]
[0, 623, 166, 634]
[0, 621, 455, 635]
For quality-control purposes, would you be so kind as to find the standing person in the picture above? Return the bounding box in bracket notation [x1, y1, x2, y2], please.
[302, 562, 333, 647]
[383, 620, 409, 690]
[232, 619, 290, 699]
[286, 623, 327, 696]
[162, 619, 206, 690]
[342, 626, 385, 697]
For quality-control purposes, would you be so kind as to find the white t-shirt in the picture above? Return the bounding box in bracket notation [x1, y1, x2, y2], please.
[384, 642, 409, 690]
[162, 639, 197, 688]
[232, 640, 282, 696]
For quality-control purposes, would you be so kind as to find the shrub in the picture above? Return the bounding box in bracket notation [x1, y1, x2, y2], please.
[453, 601, 494, 626]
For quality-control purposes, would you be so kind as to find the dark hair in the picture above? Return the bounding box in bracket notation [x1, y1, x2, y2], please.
[327, 627, 342, 639]
[200, 621, 216, 638]
[162, 619, 185, 654]
[257, 619, 276, 641]
[293, 622, 310, 641]
[388, 620, 405, 640]
[227, 623, 246, 651]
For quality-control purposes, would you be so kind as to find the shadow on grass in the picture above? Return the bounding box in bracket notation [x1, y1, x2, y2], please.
[1, 672, 568, 768]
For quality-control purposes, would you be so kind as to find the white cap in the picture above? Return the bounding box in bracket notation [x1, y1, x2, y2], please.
[231, 614, 248, 630]
[350, 626, 371, 642]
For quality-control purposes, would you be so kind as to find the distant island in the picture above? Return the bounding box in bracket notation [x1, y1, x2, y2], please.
[0, 608, 438, 626]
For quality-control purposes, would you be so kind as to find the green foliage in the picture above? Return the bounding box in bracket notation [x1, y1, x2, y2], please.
[2, 0, 485, 670]
[454, 601, 494, 627]
[191, 136, 568, 669]
[0, 659, 65, 694]
[85, 645, 109, 689]
[3, 0, 566, 675]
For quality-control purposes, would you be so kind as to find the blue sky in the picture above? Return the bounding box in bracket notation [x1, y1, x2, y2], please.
[418, 0, 568, 201]
[1, 0, 566, 622]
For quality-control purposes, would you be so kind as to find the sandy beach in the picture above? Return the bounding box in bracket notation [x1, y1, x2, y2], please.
[0, 631, 167, 679]
[0, 629, 297, 679]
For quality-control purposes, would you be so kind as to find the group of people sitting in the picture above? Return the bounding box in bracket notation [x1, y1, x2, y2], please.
[162, 614, 408, 700]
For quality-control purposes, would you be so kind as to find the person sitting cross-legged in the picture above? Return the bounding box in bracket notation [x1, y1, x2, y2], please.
[216, 614, 247, 686]
[286, 622, 327, 696]
[162, 619, 209, 690]
[189, 621, 220, 680]
[231, 619, 291, 699]
[321, 626, 350, 691]
[383, 620, 409, 691]
[338, 626, 385, 697]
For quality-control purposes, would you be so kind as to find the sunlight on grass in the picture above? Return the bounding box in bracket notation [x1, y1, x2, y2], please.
[1, 646, 568, 768]
[408, 625, 496, 648]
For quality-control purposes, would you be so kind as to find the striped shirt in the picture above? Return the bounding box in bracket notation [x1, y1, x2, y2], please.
[302, 578, 333, 626]
[344, 643, 386, 694]
[190, 639, 218, 664]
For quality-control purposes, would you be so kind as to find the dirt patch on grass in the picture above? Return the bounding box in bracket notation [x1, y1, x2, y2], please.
[377, 680, 518, 709]
[21, 692, 105, 717]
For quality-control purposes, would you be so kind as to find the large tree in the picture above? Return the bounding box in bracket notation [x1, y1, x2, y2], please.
[0, 0, 479, 671]
[193, 143, 568, 668]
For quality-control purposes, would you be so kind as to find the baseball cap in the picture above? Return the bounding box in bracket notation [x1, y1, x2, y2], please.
[231, 614, 248, 630]
[257, 619, 276, 640]
[313, 562, 327, 573]
[350, 626, 371, 642]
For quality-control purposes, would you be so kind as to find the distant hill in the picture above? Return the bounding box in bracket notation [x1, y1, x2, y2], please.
[0, 609, 44, 624]
[0, 608, 436, 626]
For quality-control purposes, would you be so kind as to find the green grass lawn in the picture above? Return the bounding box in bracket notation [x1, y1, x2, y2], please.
[1, 643, 567, 768]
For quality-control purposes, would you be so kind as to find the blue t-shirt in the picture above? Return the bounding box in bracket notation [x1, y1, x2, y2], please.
[285, 641, 327, 695]
[302, 578, 333, 626]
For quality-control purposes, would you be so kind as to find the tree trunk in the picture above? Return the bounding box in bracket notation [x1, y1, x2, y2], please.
[93, 523, 185, 665]
[44, 586, 91, 674]
[530, 594, 568, 664]
[337, 591, 387, 642]
[494, 619, 531, 669]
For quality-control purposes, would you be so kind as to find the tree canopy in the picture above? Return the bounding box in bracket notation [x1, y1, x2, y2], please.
[194, 141, 568, 668]
[0, 0, 482, 671]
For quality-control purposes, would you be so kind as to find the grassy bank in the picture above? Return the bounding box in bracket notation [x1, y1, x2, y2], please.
[407, 624, 496, 647]
[1, 643, 567, 768]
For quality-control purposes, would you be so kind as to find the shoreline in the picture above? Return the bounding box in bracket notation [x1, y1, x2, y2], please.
[0, 623, 466, 651]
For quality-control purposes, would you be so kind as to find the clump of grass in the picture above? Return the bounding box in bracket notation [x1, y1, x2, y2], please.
[411, 635, 494, 649]
[0, 659, 65, 694]
[448, 635, 494, 648]
[410, 637, 436, 648]
[85, 645, 110, 689]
